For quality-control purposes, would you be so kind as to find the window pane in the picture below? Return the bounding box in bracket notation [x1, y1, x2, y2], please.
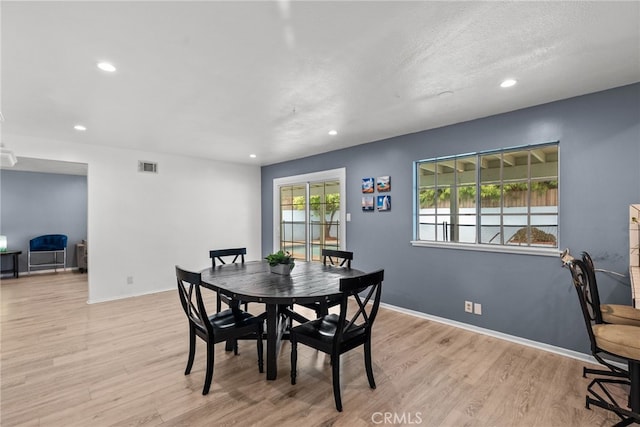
[531, 145, 558, 179]
[530, 215, 558, 247]
[531, 180, 558, 209]
[479, 215, 502, 244]
[419, 188, 436, 209]
[480, 184, 501, 211]
[418, 215, 436, 240]
[504, 181, 528, 209]
[504, 219, 530, 246]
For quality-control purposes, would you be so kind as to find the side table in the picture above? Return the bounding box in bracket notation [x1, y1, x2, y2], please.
[1, 250, 22, 278]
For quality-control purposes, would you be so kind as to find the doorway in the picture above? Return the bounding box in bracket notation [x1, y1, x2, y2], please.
[273, 168, 346, 262]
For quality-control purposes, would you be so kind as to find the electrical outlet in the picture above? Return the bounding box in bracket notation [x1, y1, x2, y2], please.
[127, 276, 134, 285]
[474, 303, 482, 315]
[464, 300, 473, 313]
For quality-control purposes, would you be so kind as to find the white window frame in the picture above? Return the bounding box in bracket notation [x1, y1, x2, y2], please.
[272, 168, 346, 256]
[411, 143, 560, 257]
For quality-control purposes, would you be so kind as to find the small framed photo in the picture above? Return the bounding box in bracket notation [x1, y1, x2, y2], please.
[377, 176, 390, 192]
[377, 195, 391, 211]
[362, 196, 374, 211]
[362, 177, 375, 193]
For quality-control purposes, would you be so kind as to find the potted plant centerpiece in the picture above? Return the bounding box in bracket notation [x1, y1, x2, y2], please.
[265, 250, 295, 275]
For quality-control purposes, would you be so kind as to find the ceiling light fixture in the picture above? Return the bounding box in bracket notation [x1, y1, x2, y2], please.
[500, 79, 517, 88]
[249, 154, 257, 158]
[328, 130, 338, 136]
[97, 62, 116, 72]
[74, 125, 87, 131]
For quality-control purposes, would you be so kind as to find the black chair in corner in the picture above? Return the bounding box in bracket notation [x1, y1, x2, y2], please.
[290, 269, 383, 412]
[176, 266, 263, 395]
[209, 248, 247, 312]
[297, 249, 354, 319]
[564, 259, 640, 425]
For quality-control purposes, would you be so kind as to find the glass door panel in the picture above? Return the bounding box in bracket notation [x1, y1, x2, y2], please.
[278, 179, 342, 262]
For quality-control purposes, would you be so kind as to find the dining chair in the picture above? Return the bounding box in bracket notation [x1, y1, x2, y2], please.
[209, 248, 247, 312]
[290, 269, 384, 412]
[322, 249, 353, 268]
[562, 250, 630, 379]
[581, 251, 640, 327]
[297, 249, 355, 319]
[563, 259, 640, 425]
[176, 266, 263, 395]
[580, 251, 640, 381]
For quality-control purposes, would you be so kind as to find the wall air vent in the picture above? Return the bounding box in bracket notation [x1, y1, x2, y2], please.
[138, 161, 158, 173]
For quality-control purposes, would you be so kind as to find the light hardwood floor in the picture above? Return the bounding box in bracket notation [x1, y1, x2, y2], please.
[0, 272, 625, 426]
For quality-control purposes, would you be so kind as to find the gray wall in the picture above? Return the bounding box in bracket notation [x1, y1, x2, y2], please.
[0, 170, 88, 273]
[261, 83, 640, 355]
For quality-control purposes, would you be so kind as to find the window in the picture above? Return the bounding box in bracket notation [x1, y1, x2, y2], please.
[415, 143, 558, 252]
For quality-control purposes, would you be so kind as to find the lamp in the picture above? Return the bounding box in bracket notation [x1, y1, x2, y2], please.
[0, 235, 7, 252]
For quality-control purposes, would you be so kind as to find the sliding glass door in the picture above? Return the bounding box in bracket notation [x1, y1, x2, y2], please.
[273, 169, 346, 262]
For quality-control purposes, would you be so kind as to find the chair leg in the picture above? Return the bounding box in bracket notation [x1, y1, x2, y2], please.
[317, 302, 329, 317]
[332, 351, 342, 412]
[364, 337, 376, 389]
[257, 325, 264, 373]
[185, 325, 196, 375]
[291, 336, 297, 385]
[202, 340, 214, 395]
[216, 292, 222, 313]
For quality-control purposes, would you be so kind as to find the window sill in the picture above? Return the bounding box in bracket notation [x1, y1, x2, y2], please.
[410, 240, 561, 257]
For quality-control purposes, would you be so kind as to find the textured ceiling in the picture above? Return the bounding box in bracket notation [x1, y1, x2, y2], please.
[1, 1, 639, 167]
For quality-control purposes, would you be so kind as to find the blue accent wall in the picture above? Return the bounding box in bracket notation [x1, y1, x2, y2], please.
[0, 170, 88, 273]
[261, 83, 640, 354]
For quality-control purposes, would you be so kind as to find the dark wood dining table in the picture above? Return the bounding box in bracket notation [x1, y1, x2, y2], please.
[200, 260, 364, 380]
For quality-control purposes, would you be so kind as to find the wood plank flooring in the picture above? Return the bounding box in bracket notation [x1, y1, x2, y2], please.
[0, 272, 626, 426]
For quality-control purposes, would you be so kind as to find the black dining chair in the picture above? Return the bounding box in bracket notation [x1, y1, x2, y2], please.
[563, 259, 640, 425]
[176, 266, 263, 395]
[297, 249, 354, 319]
[209, 248, 247, 312]
[322, 249, 353, 268]
[581, 251, 640, 328]
[290, 269, 384, 412]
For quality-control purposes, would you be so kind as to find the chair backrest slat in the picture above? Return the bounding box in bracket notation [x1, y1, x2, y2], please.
[176, 266, 212, 336]
[566, 260, 599, 353]
[322, 249, 353, 269]
[335, 269, 383, 344]
[580, 251, 604, 324]
[210, 248, 246, 268]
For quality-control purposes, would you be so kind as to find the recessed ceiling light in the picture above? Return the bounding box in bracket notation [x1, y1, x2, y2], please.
[97, 62, 116, 72]
[74, 125, 87, 131]
[500, 79, 517, 88]
[328, 130, 338, 136]
[249, 154, 257, 158]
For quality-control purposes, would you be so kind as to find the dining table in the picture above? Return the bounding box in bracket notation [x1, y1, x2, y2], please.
[200, 260, 364, 380]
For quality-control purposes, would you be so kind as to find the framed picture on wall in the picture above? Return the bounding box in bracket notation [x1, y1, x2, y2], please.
[377, 195, 391, 211]
[362, 177, 375, 193]
[362, 196, 374, 211]
[377, 176, 390, 192]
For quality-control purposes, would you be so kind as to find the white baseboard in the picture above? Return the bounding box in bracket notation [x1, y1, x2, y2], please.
[87, 286, 174, 304]
[380, 302, 626, 369]
[22, 267, 78, 275]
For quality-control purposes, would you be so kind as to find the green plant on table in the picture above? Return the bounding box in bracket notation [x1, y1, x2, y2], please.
[265, 250, 295, 270]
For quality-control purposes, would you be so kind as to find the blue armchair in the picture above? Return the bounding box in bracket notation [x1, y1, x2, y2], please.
[28, 234, 68, 273]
